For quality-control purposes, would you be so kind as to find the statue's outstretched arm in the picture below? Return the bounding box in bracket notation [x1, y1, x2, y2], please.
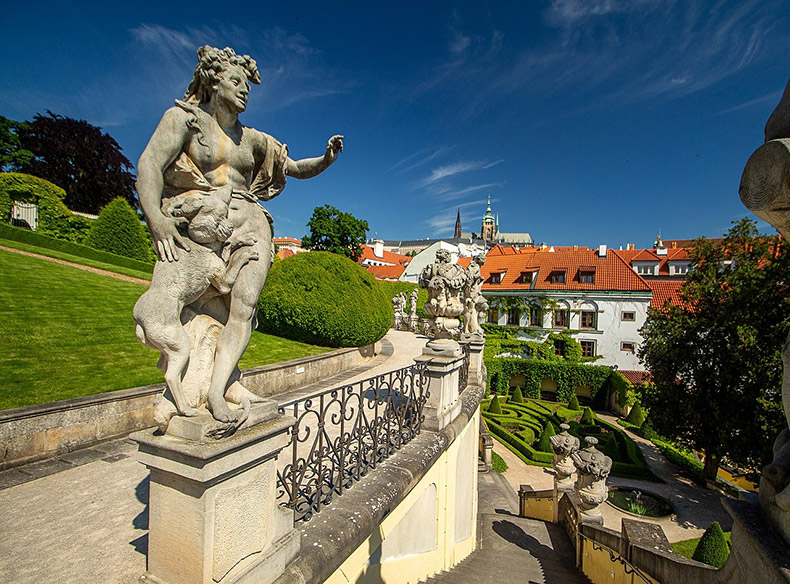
[286, 135, 343, 179]
[138, 109, 193, 262]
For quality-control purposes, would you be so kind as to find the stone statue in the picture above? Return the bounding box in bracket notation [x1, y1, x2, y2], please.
[134, 45, 343, 432]
[462, 253, 488, 337]
[740, 78, 790, 541]
[549, 423, 580, 490]
[418, 249, 467, 346]
[409, 289, 418, 317]
[571, 437, 612, 520]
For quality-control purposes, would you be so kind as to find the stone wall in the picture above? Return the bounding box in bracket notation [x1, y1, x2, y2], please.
[0, 345, 375, 470]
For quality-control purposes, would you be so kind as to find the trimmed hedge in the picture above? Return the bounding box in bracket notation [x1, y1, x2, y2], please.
[85, 198, 154, 262]
[568, 392, 580, 410]
[0, 172, 86, 242]
[482, 397, 656, 480]
[692, 522, 730, 568]
[488, 394, 503, 414]
[0, 222, 154, 273]
[258, 251, 392, 348]
[536, 420, 556, 452]
[626, 402, 647, 427]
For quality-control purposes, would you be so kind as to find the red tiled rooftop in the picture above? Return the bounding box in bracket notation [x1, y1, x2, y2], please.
[358, 246, 412, 266]
[620, 370, 652, 385]
[276, 248, 295, 260]
[365, 264, 406, 280]
[648, 279, 685, 309]
[273, 237, 302, 246]
[481, 248, 651, 292]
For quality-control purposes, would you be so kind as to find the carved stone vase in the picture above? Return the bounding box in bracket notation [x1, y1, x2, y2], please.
[550, 424, 580, 491]
[571, 437, 612, 520]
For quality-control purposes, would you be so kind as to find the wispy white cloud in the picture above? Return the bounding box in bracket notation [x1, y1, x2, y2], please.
[715, 90, 783, 116]
[437, 183, 503, 202]
[414, 159, 504, 189]
[387, 146, 456, 174]
[427, 198, 494, 235]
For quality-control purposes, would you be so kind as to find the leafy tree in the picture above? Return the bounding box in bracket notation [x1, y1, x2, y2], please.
[692, 522, 729, 568]
[15, 111, 137, 213]
[0, 116, 34, 170]
[302, 204, 369, 261]
[85, 198, 154, 262]
[639, 219, 789, 482]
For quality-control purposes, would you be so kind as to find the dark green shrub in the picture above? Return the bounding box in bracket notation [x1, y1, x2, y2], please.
[536, 420, 556, 452]
[626, 402, 647, 427]
[257, 251, 392, 348]
[511, 386, 525, 404]
[85, 198, 154, 262]
[378, 280, 428, 318]
[488, 394, 503, 414]
[0, 172, 74, 239]
[601, 432, 621, 461]
[581, 406, 596, 425]
[692, 522, 729, 568]
[568, 392, 580, 410]
[0, 223, 154, 272]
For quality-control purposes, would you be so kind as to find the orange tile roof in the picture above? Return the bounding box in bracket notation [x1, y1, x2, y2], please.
[647, 279, 685, 309]
[481, 248, 651, 292]
[274, 237, 302, 245]
[620, 370, 652, 385]
[365, 264, 406, 280]
[457, 257, 472, 268]
[358, 245, 412, 266]
[276, 248, 295, 260]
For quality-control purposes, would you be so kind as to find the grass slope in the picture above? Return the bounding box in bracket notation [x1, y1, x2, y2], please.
[0, 249, 329, 410]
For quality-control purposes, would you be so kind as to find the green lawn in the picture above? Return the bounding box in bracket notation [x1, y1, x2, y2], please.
[671, 532, 732, 559]
[0, 237, 154, 281]
[0, 249, 330, 410]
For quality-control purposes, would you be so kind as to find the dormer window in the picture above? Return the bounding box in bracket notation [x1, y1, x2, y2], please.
[550, 270, 566, 284]
[579, 267, 595, 284]
[490, 272, 502, 284]
[520, 271, 535, 284]
[633, 262, 658, 276]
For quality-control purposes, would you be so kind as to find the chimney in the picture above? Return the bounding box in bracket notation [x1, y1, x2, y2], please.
[598, 244, 607, 258]
[573, 244, 578, 251]
[626, 242, 635, 251]
[373, 239, 384, 258]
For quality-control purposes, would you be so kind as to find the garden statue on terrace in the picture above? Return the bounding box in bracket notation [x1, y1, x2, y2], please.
[419, 248, 467, 340]
[134, 45, 343, 426]
[462, 253, 487, 337]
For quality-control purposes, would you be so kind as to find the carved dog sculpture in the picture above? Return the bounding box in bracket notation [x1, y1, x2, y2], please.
[133, 185, 258, 417]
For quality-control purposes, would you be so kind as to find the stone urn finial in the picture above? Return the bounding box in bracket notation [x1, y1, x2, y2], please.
[571, 435, 612, 520]
[549, 423, 580, 490]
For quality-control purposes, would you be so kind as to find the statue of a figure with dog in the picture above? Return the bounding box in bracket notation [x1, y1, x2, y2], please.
[134, 45, 342, 434]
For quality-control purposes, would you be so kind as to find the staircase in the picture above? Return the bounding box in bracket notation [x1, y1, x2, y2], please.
[422, 471, 586, 584]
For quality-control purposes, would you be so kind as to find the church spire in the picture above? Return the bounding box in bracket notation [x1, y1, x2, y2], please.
[481, 195, 496, 240]
[454, 208, 462, 239]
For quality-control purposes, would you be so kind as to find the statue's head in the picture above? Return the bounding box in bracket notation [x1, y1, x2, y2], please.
[184, 46, 261, 108]
[474, 253, 486, 266]
[436, 249, 451, 263]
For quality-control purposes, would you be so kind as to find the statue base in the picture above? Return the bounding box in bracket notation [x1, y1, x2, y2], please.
[132, 403, 298, 584]
[423, 337, 462, 358]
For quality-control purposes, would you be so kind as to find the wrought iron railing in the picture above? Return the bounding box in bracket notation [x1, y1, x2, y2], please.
[458, 342, 471, 392]
[277, 362, 430, 522]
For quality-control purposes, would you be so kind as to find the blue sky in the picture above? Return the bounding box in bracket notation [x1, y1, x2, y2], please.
[2, 0, 788, 248]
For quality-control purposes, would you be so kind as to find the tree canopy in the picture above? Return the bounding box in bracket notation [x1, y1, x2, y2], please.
[301, 204, 369, 261]
[11, 111, 137, 214]
[0, 116, 34, 170]
[639, 218, 789, 482]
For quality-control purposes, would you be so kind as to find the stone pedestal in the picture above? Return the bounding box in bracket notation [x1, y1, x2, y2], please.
[464, 336, 485, 387]
[415, 347, 464, 432]
[132, 402, 298, 584]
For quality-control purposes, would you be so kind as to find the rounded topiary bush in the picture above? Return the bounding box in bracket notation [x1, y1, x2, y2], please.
[511, 386, 525, 404]
[85, 198, 154, 262]
[626, 402, 647, 427]
[692, 521, 729, 568]
[568, 392, 580, 411]
[487, 395, 502, 414]
[257, 251, 392, 347]
[0, 172, 73, 238]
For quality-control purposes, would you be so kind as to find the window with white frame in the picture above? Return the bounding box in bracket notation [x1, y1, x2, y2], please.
[580, 310, 597, 329]
[554, 308, 569, 328]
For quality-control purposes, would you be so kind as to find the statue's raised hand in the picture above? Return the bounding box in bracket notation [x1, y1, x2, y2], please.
[148, 215, 191, 262]
[325, 135, 344, 164]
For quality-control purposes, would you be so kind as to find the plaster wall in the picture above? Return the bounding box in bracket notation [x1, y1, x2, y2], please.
[580, 538, 659, 584]
[325, 409, 480, 584]
[520, 493, 554, 523]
